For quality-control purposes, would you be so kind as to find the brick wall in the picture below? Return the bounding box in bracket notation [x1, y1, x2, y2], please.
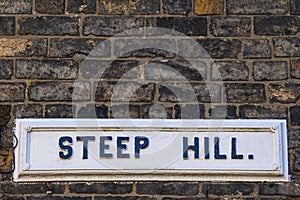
[0, 0, 300, 199]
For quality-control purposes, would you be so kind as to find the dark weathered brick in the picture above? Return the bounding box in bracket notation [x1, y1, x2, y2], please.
[175, 104, 205, 119]
[290, 106, 300, 126]
[239, 105, 287, 119]
[243, 39, 271, 58]
[144, 59, 206, 81]
[259, 183, 289, 195]
[192, 84, 221, 103]
[129, 0, 160, 14]
[114, 38, 176, 58]
[158, 85, 179, 103]
[50, 38, 110, 58]
[0, 17, 15, 35]
[16, 59, 78, 80]
[211, 17, 251, 37]
[179, 39, 241, 59]
[68, 0, 95, 13]
[0, 83, 25, 102]
[136, 182, 198, 195]
[0, 126, 14, 149]
[0, 60, 13, 79]
[291, 59, 300, 79]
[68, 182, 132, 194]
[294, 150, 300, 171]
[0, 38, 47, 57]
[253, 61, 288, 81]
[163, 198, 215, 200]
[1, 172, 12, 181]
[291, 0, 300, 14]
[77, 104, 108, 118]
[2, 183, 65, 194]
[142, 104, 173, 119]
[114, 42, 176, 58]
[95, 82, 155, 102]
[159, 83, 221, 103]
[135, 50, 175, 58]
[80, 60, 140, 79]
[146, 17, 207, 36]
[0, 105, 11, 126]
[227, 0, 288, 14]
[13, 104, 42, 118]
[29, 82, 90, 101]
[209, 105, 237, 119]
[211, 61, 249, 81]
[84, 17, 143, 36]
[289, 183, 300, 196]
[225, 83, 266, 103]
[269, 83, 300, 103]
[291, 175, 300, 183]
[162, 0, 191, 14]
[2, 196, 25, 200]
[35, 0, 65, 14]
[79, 60, 109, 79]
[0, 0, 32, 14]
[95, 196, 156, 200]
[19, 17, 79, 36]
[28, 197, 91, 200]
[45, 104, 74, 118]
[258, 198, 287, 200]
[203, 183, 255, 195]
[200, 39, 241, 59]
[274, 38, 300, 57]
[254, 17, 299, 36]
[99, 0, 128, 14]
[105, 60, 141, 79]
[111, 104, 140, 118]
[194, 0, 224, 15]
[288, 129, 300, 149]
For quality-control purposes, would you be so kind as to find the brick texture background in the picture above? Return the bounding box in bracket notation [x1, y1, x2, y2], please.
[0, 0, 299, 199]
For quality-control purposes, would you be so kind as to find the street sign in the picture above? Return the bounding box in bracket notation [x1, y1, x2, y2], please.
[14, 119, 289, 182]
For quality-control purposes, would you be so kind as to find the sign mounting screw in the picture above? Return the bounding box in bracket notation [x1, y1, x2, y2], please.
[25, 125, 32, 132]
[271, 126, 277, 133]
[272, 163, 279, 170]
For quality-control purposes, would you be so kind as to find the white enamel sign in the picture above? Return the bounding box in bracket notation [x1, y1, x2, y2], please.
[14, 119, 289, 182]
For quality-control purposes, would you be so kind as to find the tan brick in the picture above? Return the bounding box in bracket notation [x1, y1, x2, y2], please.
[0, 149, 13, 171]
[0, 39, 29, 56]
[0, 38, 47, 57]
[194, 0, 224, 15]
[99, 0, 129, 14]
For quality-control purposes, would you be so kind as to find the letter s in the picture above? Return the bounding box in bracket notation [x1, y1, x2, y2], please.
[59, 136, 73, 159]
